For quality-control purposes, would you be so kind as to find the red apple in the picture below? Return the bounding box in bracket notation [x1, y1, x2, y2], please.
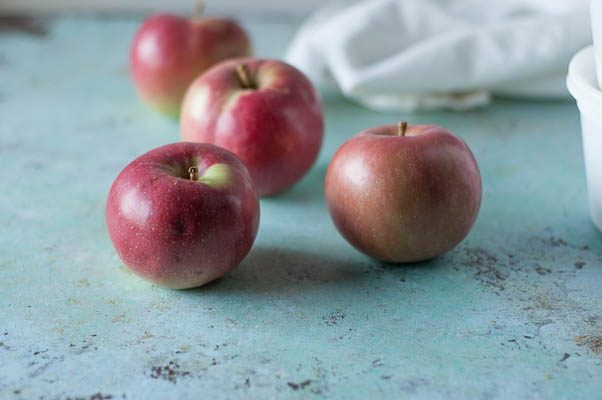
[106, 142, 259, 289]
[325, 122, 482, 263]
[130, 13, 252, 117]
[180, 58, 324, 196]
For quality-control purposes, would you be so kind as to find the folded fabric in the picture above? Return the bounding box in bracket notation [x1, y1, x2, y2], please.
[285, 0, 592, 112]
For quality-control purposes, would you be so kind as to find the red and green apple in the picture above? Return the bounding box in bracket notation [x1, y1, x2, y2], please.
[130, 13, 252, 117]
[106, 142, 259, 289]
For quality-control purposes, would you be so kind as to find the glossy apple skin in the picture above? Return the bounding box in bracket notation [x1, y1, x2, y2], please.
[325, 124, 482, 263]
[130, 14, 252, 117]
[180, 58, 324, 196]
[106, 142, 259, 289]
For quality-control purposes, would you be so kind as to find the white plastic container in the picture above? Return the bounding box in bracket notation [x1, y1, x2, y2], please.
[567, 45, 602, 231]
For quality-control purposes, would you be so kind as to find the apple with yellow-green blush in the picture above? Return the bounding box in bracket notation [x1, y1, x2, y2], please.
[130, 13, 252, 117]
[106, 142, 259, 289]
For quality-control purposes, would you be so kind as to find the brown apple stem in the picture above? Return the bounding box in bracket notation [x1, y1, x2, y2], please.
[195, 0, 205, 19]
[236, 64, 255, 89]
[189, 166, 199, 181]
[398, 121, 408, 136]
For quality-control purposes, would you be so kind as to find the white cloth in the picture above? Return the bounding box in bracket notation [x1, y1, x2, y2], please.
[285, 0, 592, 112]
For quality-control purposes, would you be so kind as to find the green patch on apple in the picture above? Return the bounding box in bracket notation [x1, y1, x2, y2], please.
[197, 163, 231, 188]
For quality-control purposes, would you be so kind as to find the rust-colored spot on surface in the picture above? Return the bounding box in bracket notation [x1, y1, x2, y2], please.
[575, 335, 602, 354]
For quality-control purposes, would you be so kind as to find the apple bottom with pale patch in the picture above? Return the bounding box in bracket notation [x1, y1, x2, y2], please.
[106, 142, 259, 289]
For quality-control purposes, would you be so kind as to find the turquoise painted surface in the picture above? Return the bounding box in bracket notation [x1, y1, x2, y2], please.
[1, 16, 601, 400]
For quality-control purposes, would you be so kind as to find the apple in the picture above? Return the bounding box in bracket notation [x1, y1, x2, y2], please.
[180, 58, 324, 196]
[106, 142, 259, 289]
[130, 12, 252, 117]
[325, 121, 482, 263]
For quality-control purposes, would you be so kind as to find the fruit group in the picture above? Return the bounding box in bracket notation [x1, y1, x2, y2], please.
[180, 58, 324, 195]
[130, 13, 251, 117]
[106, 142, 259, 289]
[325, 122, 482, 263]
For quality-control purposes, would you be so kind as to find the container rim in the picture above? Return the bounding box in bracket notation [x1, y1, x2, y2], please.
[567, 45, 602, 107]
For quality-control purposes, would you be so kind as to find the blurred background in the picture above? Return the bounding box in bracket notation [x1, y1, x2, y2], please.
[0, 0, 321, 18]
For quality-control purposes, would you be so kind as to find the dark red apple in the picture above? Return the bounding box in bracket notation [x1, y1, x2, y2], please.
[106, 142, 259, 289]
[325, 122, 482, 263]
[180, 58, 324, 196]
[130, 13, 252, 117]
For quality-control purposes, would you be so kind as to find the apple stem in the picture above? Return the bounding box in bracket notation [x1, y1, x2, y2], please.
[398, 121, 408, 136]
[195, 0, 205, 19]
[189, 166, 199, 181]
[236, 64, 255, 89]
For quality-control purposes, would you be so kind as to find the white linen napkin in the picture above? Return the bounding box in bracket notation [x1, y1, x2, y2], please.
[285, 0, 591, 112]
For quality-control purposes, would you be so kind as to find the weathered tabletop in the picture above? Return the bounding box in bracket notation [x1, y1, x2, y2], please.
[1, 16, 601, 400]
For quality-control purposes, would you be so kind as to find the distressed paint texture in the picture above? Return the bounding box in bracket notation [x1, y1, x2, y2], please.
[0, 17, 601, 400]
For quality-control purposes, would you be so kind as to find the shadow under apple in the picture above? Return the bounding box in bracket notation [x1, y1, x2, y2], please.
[190, 244, 448, 297]
[260, 162, 328, 206]
[193, 246, 366, 296]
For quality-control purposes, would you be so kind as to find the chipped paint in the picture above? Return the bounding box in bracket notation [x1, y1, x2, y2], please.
[0, 16, 48, 37]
